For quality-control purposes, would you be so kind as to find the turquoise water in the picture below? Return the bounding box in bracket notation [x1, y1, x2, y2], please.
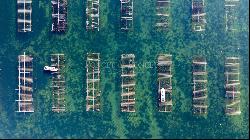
[0, 0, 249, 138]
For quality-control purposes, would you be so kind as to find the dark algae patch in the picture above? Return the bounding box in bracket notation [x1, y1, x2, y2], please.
[0, 0, 249, 139]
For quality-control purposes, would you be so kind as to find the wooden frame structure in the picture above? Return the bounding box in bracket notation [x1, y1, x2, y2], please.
[16, 52, 34, 112]
[86, 53, 101, 111]
[225, 0, 240, 32]
[51, 0, 67, 32]
[224, 57, 241, 115]
[192, 57, 208, 115]
[192, 0, 206, 32]
[86, 0, 100, 31]
[51, 54, 66, 112]
[17, 0, 32, 32]
[120, 0, 133, 31]
[155, 0, 171, 30]
[157, 54, 172, 112]
[121, 54, 136, 112]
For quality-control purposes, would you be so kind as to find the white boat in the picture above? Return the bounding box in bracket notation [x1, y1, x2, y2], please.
[161, 88, 166, 102]
[44, 66, 58, 72]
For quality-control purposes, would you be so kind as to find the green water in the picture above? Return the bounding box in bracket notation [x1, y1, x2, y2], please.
[0, 0, 249, 138]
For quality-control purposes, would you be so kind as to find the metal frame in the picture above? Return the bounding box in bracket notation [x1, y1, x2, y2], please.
[157, 54, 172, 112]
[225, 57, 241, 115]
[16, 52, 34, 112]
[51, 0, 68, 32]
[192, 0, 206, 31]
[51, 54, 66, 112]
[86, 53, 101, 111]
[17, 0, 32, 32]
[192, 57, 208, 114]
[121, 54, 136, 112]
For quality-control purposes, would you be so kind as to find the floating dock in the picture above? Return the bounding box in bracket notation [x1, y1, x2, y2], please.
[121, 54, 136, 112]
[17, 0, 32, 32]
[86, 0, 100, 31]
[192, 0, 206, 31]
[155, 0, 171, 30]
[51, 0, 68, 32]
[225, 57, 241, 115]
[51, 54, 66, 112]
[86, 53, 101, 111]
[225, 0, 240, 31]
[120, 0, 133, 31]
[157, 54, 172, 112]
[192, 57, 208, 115]
[16, 52, 34, 112]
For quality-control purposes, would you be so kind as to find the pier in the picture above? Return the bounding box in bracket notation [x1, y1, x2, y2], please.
[86, 0, 100, 31]
[192, 0, 206, 32]
[120, 0, 133, 31]
[157, 54, 172, 112]
[86, 53, 101, 111]
[121, 54, 136, 112]
[225, 57, 241, 115]
[17, 0, 32, 32]
[192, 57, 208, 115]
[51, 0, 68, 32]
[51, 54, 66, 112]
[225, 0, 240, 31]
[155, 0, 171, 30]
[16, 52, 34, 112]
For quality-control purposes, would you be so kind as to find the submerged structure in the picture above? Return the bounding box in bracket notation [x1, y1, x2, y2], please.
[225, 0, 240, 31]
[225, 57, 241, 115]
[192, 0, 206, 31]
[86, 53, 101, 111]
[155, 0, 171, 30]
[120, 0, 133, 31]
[86, 0, 100, 31]
[192, 57, 208, 115]
[17, 0, 32, 32]
[16, 52, 34, 112]
[51, 0, 67, 32]
[157, 54, 173, 112]
[51, 54, 66, 112]
[121, 54, 136, 112]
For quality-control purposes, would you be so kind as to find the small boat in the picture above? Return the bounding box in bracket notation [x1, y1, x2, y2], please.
[44, 66, 58, 72]
[161, 88, 165, 102]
